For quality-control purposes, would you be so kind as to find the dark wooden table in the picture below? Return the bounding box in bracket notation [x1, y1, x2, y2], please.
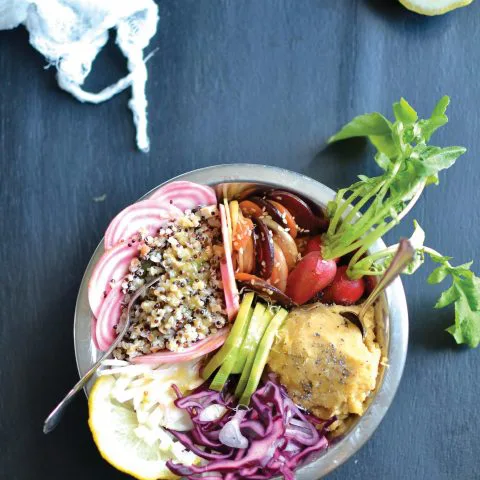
[1, 1, 479, 479]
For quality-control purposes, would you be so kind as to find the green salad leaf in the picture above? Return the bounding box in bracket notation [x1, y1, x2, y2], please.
[324, 96, 480, 348]
[328, 112, 392, 143]
[427, 256, 480, 348]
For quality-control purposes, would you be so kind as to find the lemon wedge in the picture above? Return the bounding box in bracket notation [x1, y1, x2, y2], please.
[399, 0, 474, 15]
[89, 376, 183, 480]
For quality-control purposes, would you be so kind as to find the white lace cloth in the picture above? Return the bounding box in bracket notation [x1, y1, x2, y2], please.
[0, 0, 159, 152]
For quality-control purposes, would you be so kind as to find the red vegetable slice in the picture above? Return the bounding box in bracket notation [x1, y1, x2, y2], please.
[237, 185, 271, 201]
[262, 218, 298, 271]
[220, 204, 240, 320]
[268, 200, 298, 238]
[239, 200, 263, 218]
[95, 286, 124, 351]
[252, 217, 275, 279]
[88, 241, 139, 317]
[249, 196, 285, 226]
[235, 273, 296, 308]
[267, 190, 320, 233]
[302, 197, 330, 233]
[131, 328, 229, 364]
[149, 180, 217, 212]
[104, 200, 182, 250]
[286, 252, 337, 305]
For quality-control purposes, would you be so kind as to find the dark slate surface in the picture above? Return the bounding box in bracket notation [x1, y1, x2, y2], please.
[1, 1, 479, 479]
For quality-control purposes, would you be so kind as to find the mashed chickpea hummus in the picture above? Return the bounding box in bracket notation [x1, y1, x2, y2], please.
[268, 303, 381, 424]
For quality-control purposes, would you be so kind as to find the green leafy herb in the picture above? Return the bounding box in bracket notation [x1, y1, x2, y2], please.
[324, 96, 480, 348]
[427, 256, 480, 348]
[328, 112, 392, 143]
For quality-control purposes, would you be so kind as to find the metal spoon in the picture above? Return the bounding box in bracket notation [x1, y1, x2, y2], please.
[43, 276, 161, 434]
[341, 238, 415, 339]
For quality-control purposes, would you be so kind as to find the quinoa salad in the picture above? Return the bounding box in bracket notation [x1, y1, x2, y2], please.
[113, 205, 227, 360]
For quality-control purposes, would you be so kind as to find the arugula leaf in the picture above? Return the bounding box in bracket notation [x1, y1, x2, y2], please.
[347, 221, 425, 279]
[369, 134, 398, 158]
[418, 96, 450, 141]
[374, 152, 392, 171]
[393, 98, 418, 124]
[328, 112, 392, 143]
[446, 297, 480, 348]
[427, 254, 480, 348]
[434, 284, 458, 309]
[324, 97, 466, 264]
[428, 265, 449, 284]
[431, 95, 450, 117]
[324, 96, 480, 348]
[409, 145, 466, 178]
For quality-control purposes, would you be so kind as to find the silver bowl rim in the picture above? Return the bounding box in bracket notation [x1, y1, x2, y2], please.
[74, 163, 408, 479]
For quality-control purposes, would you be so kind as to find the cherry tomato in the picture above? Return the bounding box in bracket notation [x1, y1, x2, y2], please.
[322, 265, 365, 305]
[285, 252, 337, 305]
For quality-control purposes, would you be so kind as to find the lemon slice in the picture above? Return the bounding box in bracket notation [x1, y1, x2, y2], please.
[88, 376, 178, 480]
[399, 0, 473, 15]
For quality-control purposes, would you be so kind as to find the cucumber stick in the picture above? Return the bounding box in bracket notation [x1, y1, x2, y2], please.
[234, 307, 273, 396]
[231, 303, 267, 374]
[238, 308, 288, 406]
[210, 306, 253, 391]
[202, 292, 255, 380]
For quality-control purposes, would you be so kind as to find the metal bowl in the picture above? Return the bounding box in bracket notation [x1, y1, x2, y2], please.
[74, 164, 408, 479]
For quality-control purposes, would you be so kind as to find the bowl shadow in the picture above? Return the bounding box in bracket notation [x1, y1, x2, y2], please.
[302, 138, 371, 190]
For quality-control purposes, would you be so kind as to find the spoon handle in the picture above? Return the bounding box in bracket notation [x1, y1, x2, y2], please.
[43, 276, 162, 434]
[42, 346, 114, 434]
[360, 239, 415, 320]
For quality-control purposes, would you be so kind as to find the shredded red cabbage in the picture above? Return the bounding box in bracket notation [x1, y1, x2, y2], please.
[166, 375, 334, 480]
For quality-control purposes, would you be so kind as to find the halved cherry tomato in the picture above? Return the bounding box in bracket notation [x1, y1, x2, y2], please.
[322, 265, 365, 305]
[239, 200, 264, 218]
[268, 241, 289, 292]
[285, 252, 337, 305]
[268, 200, 298, 239]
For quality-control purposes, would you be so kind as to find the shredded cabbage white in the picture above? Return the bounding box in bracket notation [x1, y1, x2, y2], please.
[98, 359, 204, 463]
